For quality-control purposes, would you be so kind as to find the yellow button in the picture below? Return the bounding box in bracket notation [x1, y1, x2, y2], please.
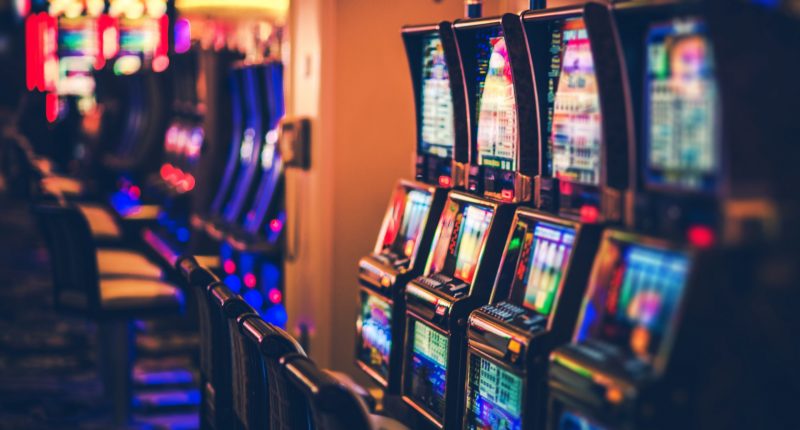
[508, 339, 521, 354]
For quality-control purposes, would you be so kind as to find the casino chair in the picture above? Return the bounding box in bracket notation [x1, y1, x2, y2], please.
[33, 202, 184, 425]
[281, 354, 409, 430]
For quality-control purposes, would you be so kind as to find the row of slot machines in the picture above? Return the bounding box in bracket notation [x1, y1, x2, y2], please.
[142, 54, 289, 324]
[355, 1, 800, 429]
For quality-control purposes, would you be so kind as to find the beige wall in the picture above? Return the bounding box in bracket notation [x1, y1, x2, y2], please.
[285, 0, 589, 376]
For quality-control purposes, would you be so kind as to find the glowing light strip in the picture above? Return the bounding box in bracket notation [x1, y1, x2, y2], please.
[175, 0, 288, 17]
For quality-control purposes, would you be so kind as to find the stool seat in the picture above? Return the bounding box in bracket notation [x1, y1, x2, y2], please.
[97, 249, 164, 278]
[100, 278, 183, 311]
[77, 204, 122, 240]
[41, 175, 84, 196]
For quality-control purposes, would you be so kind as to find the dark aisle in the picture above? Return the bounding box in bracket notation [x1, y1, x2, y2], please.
[0, 197, 200, 430]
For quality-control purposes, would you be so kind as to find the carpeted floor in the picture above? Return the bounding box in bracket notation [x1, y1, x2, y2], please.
[0, 198, 199, 429]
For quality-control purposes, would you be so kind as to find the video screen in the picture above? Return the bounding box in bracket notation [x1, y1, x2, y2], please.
[512, 221, 576, 315]
[465, 354, 523, 430]
[57, 19, 97, 97]
[408, 319, 449, 420]
[558, 409, 607, 430]
[645, 18, 718, 191]
[547, 18, 602, 186]
[390, 189, 433, 258]
[576, 236, 690, 365]
[420, 35, 456, 159]
[357, 292, 392, 381]
[428, 200, 494, 284]
[475, 34, 518, 172]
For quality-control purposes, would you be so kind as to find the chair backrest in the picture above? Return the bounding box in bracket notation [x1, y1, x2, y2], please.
[176, 256, 220, 429]
[33, 203, 101, 313]
[242, 315, 309, 430]
[281, 354, 372, 430]
[210, 284, 268, 430]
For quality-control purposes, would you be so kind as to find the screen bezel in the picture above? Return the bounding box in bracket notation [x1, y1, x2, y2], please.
[573, 229, 693, 374]
[464, 349, 527, 430]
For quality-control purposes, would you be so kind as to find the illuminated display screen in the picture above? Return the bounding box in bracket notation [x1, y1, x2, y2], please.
[476, 33, 518, 171]
[357, 292, 392, 381]
[576, 236, 689, 365]
[465, 354, 523, 430]
[408, 319, 448, 420]
[57, 18, 97, 97]
[428, 201, 494, 284]
[645, 19, 718, 191]
[547, 19, 602, 185]
[119, 18, 159, 56]
[391, 190, 433, 258]
[420, 35, 455, 159]
[512, 221, 576, 315]
[558, 409, 607, 430]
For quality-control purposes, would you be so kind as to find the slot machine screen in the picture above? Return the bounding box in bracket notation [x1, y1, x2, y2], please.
[465, 354, 523, 430]
[57, 18, 97, 97]
[511, 221, 576, 316]
[357, 292, 392, 381]
[546, 18, 602, 185]
[558, 409, 607, 430]
[645, 18, 718, 191]
[408, 319, 449, 420]
[419, 35, 456, 159]
[390, 189, 433, 259]
[475, 31, 518, 172]
[428, 201, 494, 284]
[576, 235, 690, 365]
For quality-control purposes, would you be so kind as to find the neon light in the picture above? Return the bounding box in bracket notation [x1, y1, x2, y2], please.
[269, 219, 282, 233]
[579, 205, 599, 223]
[223, 259, 236, 274]
[113, 55, 141, 75]
[687, 224, 715, 248]
[174, 18, 191, 54]
[152, 55, 169, 72]
[45, 92, 59, 122]
[268, 288, 282, 304]
[244, 273, 257, 289]
[243, 289, 263, 309]
[438, 175, 451, 188]
[177, 227, 190, 243]
[264, 304, 288, 328]
[128, 185, 141, 200]
[224, 274, 242, 292]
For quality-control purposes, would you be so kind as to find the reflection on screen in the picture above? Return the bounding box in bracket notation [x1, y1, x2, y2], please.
[577, 237, 689, 364]
[454, 205, 494, 283]
[391, 190, 433, 258]
[516, 222, 576, 315]
[466, 354, 523, 430]
[409, 320, 449, 420]
[646, 18, 718, 191]
[357, 293, 392, 381]
[476, 36, 518, 172]
[548, 19, 602, 185]
[420, 35, 455, 159]
[558, 409, 607, 430]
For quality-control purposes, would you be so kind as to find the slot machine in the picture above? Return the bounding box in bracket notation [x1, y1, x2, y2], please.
[101, 0, 172, 213]
[545, 1, 800, 428]
[354, 22, 463, 397]
[218, 61, 287, 326]
[461, 4, 631, 429]
[398, 12, 536, 430]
